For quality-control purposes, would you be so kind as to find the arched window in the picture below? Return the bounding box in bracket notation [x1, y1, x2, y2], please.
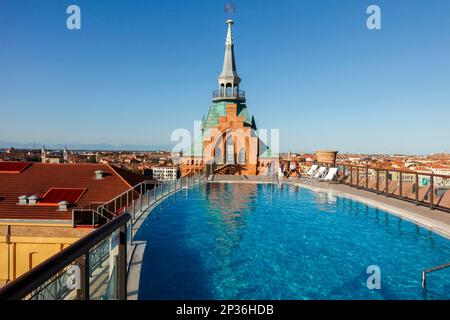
[237, 147, 246, 164]
[226, 135, 234, 165]
[214, 146, 223, 165]
[220, 84, 225, 97]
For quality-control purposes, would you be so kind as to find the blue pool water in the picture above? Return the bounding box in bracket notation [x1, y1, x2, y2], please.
[135, 183, 450, 300]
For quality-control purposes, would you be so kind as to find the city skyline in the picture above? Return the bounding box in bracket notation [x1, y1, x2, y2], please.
[1, 0, 449, 154]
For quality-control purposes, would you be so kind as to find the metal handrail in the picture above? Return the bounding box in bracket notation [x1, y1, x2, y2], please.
[300, 160, 450, 180]
[338, 163, 449, 212]
[335, 162, 450, 180]
[212, 89, 246, 100]
[95, 179, 156, 217]
[299, 161, 450, 213]
[422, 262, 450, 289]
[0, 213, 130, 300]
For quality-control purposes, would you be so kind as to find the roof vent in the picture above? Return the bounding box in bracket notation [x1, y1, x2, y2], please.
[28, 195, 39, 205]
[94, 170, 104, 180]
[58, 201, 69, 211]
[18, 195, 28, 205]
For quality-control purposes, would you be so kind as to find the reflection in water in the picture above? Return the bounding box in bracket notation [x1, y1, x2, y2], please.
[204, 183, 259, 296]
[314, 191, 337, 213]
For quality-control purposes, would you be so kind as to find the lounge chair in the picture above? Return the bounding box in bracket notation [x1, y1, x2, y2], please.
[320, 167, 338, 182]
[304, 164, 319, 177]
[313, 166, 328, 179]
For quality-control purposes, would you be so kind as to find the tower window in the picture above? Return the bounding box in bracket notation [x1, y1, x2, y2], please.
[226, 83, 232, 97]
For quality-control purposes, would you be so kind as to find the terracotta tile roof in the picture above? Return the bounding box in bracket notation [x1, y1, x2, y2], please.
[109, 165, 150, 187]
[0, 162, 146, 221]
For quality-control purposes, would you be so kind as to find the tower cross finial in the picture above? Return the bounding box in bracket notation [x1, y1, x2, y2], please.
[224, 0, 235, 18]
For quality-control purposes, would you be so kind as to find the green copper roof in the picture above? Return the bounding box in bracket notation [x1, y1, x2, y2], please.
[202, 101, 256, 130]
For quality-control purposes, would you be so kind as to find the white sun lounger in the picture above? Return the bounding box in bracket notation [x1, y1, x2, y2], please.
[305, 164, 319, 177]
[320, 167, 338, 182]
[313, 166, 328, 179]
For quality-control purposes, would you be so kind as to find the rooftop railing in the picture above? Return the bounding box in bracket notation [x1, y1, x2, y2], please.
[337, 163, 450, 213]
[0, 213, 130, 300]
[299, 162, 450, 213]
[212, 89, 246, 100]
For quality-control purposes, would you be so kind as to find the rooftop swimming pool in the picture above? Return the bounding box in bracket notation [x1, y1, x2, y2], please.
[135, 183, 450, 300]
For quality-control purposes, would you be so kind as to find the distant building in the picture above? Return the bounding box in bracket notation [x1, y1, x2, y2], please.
[41, 145, 70, 164]
[151, 166, 178, 181]
[0, 148, 41, 162]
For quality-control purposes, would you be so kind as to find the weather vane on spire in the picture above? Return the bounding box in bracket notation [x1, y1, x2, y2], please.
[224, 0, 236, 19]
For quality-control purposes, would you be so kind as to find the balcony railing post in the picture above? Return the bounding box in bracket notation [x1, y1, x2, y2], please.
[376, 169, 380, 194]
[399, 172, 403, 198]
[366, 166, 369, 189]
[118, 224, 127, 300]
[430, 175, 434, 210]
[415, 173, 419, 205]
[350, 166, 353, 186]
[78, 252, 89, 300]
[356, 167, 359, 188]
[345, 165, 347, 185]
[140, 184, 143, 212]
[385, 170, 389, 197]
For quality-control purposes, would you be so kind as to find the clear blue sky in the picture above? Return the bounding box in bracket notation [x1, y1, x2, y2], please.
[0, 0, 449, 154]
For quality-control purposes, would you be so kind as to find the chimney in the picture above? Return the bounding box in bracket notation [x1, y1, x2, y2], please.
[58, 201, 69, 211]
[18, 195, 28, 205]
[28, 195, 39, 205]
[94, 170, 104, 180]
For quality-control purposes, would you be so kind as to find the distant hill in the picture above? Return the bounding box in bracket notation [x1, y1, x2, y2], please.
[0, 141, 172, 152]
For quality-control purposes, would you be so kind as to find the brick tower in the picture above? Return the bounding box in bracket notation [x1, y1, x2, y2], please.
[181, 18, 278, 176]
